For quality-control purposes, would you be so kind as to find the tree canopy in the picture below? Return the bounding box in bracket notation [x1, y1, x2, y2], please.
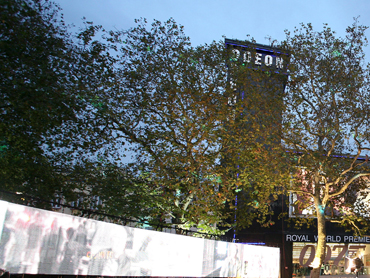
[0, 0, 80, 200]
[1, 0, 289, 236]
[83, 18, 290, 234]
[0, 0, 115, 206]
[282, 20, 370, 278]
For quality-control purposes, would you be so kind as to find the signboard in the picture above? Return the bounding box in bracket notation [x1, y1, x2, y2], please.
[286, 234, 370, 243]
[225, 38, 288, 74]
[0, 201, 280, 277]
[292, 242, 370, 277]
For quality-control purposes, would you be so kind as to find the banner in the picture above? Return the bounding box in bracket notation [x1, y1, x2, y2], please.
[292, 242, 370, 277]
[0, 201, 279, 277]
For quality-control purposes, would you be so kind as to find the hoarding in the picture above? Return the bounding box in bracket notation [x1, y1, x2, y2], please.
[0, 201, 279, 277]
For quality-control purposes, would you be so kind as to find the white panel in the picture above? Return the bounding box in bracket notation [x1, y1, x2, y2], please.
[0, 201, 8, 243]
[0, 201, 280, 277]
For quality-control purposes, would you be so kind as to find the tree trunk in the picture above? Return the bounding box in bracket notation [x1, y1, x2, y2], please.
[310, 196, 327, 278]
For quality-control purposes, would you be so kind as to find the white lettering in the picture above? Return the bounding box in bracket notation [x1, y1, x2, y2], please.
[276, 57, 284, 69]
[265, 55, 273, 66]
[344, 236, 349, 242]
[286, 234, 311, 242]
[232, 49, 240, 61]
[255, 53, 262, 65]
[354, 236, 366, 242]
[313, 235, 342, 242]
[229, 79, 236, 90]
[243, 51, 251, 63]
[328, 235, 339, 242]
[230, 48, 285, 70]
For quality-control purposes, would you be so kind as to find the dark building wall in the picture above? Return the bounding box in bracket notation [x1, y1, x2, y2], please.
[231, 194, 293, 278]
[224, 38, 290, 278]
[224, 38, 370, 278]
[233, 197, 368, 278]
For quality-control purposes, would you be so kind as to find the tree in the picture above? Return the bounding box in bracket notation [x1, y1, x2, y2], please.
[0, 0, 74, 201]
[0, 0, 114, 205]
[82, 19, 290, 234]
[84, 18, 233, 232]
[282, 20, 370, 278]
[0, 0, 290, 236]
[225, 41, 290, 230]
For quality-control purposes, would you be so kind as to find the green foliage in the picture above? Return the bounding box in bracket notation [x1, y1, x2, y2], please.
[86, 19, 291, 232]
[0, 0, 76, 202]
[1, 0, 290, 234]
[92, 18, 234, 229]
[0, 0, 114, 205]
[282, 19, 370, 275]
[223, 44, 291, 230]
[283, 19, 370, 228]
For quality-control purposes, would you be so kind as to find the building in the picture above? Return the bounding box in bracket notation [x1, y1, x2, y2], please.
[225, 38, 370, 278]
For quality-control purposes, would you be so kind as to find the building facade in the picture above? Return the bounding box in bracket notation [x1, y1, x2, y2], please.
[225, 38, 370, 278]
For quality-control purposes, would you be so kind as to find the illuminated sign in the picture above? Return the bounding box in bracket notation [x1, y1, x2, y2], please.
[0, 201, 280, 277]
[286, 234, 370, 243]
[231, 48, 284, 69]
[297, 244, 366, 267]
[293, 242, 369, 276]
[225, 38, 288, 72]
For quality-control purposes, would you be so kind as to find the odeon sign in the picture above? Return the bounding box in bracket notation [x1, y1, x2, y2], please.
[231, 48, 285, 70]
[286, 234, 370, 243]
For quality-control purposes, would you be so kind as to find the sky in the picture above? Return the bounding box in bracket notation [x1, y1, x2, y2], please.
[56, 0, 370, 57]
[53, 0, 370, 162]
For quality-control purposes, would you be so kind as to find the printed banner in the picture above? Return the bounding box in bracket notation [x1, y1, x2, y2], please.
[0, 201, 279, 277]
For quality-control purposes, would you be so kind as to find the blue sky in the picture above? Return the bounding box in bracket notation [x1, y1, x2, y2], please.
[56, 0, 370, 57]
[53, 0, 370, 160]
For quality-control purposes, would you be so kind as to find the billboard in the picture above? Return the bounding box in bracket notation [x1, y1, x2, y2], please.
[292, 242, 370, 277]
[0, 201, 280, 277]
